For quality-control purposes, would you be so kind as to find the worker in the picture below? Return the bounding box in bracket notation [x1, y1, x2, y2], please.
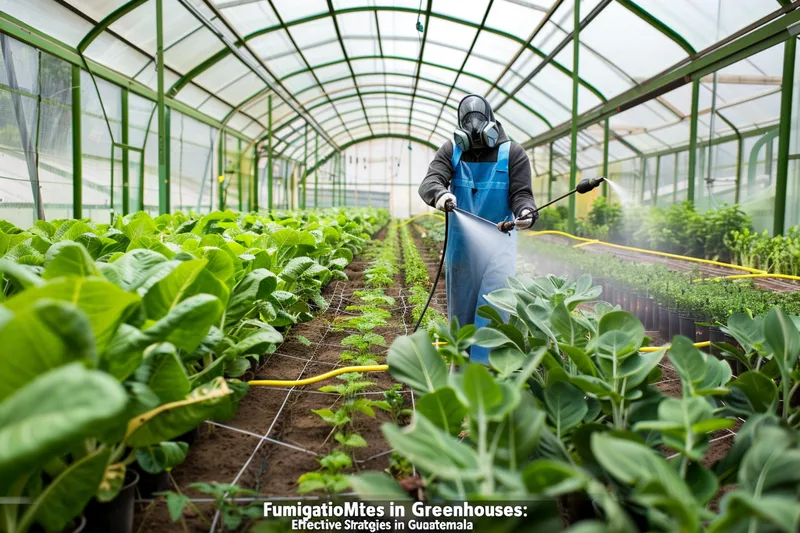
[419, 94, 538, 364]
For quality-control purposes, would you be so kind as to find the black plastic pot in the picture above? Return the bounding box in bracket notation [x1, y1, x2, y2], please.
[630, 293, 640, 318]
[85, 469, 139, 533]
[133, 466, 170, 499]
[620, 288, 630, 311]
[697, 324, 710, 342]
[709, 326, 726, 356]
[658, 306, 670, 337]
[606, 284, 616, 305]
[668, 310, 680, 340]
[679, 315, 696, 342]
[174, 427, 199, 446]
[645, 298, 656, 330]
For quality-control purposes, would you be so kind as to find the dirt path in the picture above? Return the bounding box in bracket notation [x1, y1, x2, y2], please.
[134, 224, 448, 532]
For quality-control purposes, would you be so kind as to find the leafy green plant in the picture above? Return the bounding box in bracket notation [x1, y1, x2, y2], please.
[297, 450, 352, 494]
[159, 482, 262, 531]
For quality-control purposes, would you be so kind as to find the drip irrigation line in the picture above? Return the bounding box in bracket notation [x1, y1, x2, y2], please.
[209, 283, 345, 533]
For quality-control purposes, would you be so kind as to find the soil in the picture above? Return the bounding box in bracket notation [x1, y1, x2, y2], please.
[134, 223, 446, 532]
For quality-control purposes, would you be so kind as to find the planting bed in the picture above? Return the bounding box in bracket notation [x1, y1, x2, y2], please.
[531, 233, 800, 293]
[134, 224, 447, 531]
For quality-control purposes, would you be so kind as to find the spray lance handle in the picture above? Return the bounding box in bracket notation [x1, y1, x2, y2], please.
[495, 176, 607, 233]
[444, 199, 456, 212]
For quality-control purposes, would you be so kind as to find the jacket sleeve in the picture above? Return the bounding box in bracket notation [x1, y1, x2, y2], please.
[418, 141, 454, 207]
[508, 142, 537, 216]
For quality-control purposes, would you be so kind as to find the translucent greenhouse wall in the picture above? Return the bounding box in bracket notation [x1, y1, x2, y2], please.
[530, 37, 800, 236]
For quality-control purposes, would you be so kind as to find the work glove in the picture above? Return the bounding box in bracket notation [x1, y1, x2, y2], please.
[514, 207, 538, 230]
[435, 193, 457, 212]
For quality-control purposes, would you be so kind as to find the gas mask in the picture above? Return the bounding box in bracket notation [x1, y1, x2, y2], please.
[453, 95, 499, 152]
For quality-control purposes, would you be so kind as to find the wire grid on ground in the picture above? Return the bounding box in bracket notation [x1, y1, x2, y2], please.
[197, 280, 423, 530]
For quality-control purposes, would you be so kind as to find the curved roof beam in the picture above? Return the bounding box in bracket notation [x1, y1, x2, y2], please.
[245, 57, 554, 138]
[271, 94, 458, 158]
[168, 6, 607, 104]
[407, 0, 433, 138]
[301, 134, 439, 183]
[263, 90, 465, 144]
[284, 120, 449, 161]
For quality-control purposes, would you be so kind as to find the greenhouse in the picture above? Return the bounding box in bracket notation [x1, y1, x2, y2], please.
[1, 1, 800, 532]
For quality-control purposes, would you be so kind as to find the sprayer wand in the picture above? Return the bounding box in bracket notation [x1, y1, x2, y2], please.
[497, 176, 606, 233]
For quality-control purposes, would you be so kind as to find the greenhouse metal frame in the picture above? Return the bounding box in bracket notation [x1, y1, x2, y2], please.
[1, 0, 798, 232]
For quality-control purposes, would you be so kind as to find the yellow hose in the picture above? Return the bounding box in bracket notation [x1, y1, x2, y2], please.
[248, 365, 389, 387]
[396, 212, 445, 227]
[247, 341, 714, 387]
[693, 273, 800, 283]
[527, 230, 767, 275]
[640, 341, 710, 352]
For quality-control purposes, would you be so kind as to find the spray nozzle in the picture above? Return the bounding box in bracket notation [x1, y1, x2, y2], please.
[444, 199, 456, 212]
[576, 176, 606, 194]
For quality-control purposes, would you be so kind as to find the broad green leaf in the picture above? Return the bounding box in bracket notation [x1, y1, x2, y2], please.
[0, 258, 44, 289]
[136, 344, 191, 403]
[99, 249, 170, 291]
[739, 426, 800, 496]
[0, 300, 95, 401]
[726, 313, 764, 353]
[731, 371, 778, 414]
[382, 415, 481, 481]
[489, 346, 527, 376]
[387, 330, 448, 395]
[559, 344, 597, 377]
[43, 241, 99, 279]
[143, 259, 229, 320]
[415, 387, 467, 436]
[142, 293, 223, 352]
[3, 277, 139, 353]
[96, 463, 126, 502]
[136, 442, 189, 474]
[349, 473, 411, 501]
[226, 268, 278, 325]
[200, 246, 235, 283]
[125, 377, 231, 447]
[472, 327, 517, 349]
[709, 491, 800, 533]
[543, 381, 587, 438]
[763, 307, 800, 382]
[551, 301, 585, 346]
[224, 328, 284, 358]
[24, 448, 111, 533]
[450, 363, 519, 421]
[0, 364, 127, 479]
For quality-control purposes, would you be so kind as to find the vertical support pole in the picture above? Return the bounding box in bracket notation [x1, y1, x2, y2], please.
[342, 154, 347, 207]
[639, 157, 647, 204]
[252, 143, 259, 212]
[156, 0, 169, 215]
[567, 0, 580, 233]
[673, 152, 679, 203]
[71, 65, 82, 219]
[267, 94, 273, 210]
[302, 124, 308, 210]
[314, 136, 319, 207]
[237, 138, 242, 211]
[687, 78, 700, 203]
[217, 131, 224, 211]
[121, 88, 129, 215]
[775, 36, 796, 236]
[408, 144, 413, 217]
[547, 142, 553, 202]
[653, 155, 661, 206]
[602, 119, 609, 198]
[734, 134, 742, 204]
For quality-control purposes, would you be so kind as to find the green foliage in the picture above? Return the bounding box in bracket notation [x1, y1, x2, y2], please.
[0, 207, 388, 533]
[353, 273, 800, 532]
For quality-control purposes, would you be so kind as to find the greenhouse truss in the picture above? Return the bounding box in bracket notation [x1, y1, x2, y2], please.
[1, 0, 800, 229]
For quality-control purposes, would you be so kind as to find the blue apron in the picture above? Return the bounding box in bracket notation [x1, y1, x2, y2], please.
[445, 142, 517, 364]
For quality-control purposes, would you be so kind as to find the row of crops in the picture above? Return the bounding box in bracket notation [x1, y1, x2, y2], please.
[0, 208, 388, 533]
[353, 275, 800, 532]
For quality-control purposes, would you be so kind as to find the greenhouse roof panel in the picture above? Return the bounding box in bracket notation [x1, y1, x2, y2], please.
[4, 0, 792, 170]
